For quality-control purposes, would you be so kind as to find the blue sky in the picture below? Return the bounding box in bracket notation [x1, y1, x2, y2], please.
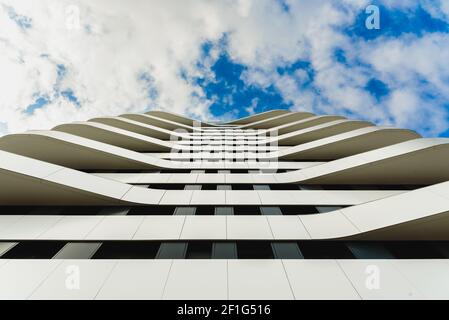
[1, 0, 449, 137]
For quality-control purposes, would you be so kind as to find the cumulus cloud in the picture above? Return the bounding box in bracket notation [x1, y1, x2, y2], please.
[0, 0, 448, 137]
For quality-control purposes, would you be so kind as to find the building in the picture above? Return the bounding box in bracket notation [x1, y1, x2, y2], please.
[0, 109, 448, 299]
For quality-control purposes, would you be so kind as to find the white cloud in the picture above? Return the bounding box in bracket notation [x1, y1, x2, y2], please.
[0, 0, 448, 137]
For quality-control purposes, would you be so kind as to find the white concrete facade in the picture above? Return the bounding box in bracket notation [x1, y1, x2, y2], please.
[0, 109, 448, 300]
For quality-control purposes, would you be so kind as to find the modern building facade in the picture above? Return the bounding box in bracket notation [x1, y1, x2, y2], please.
[0, 109, 449, 299]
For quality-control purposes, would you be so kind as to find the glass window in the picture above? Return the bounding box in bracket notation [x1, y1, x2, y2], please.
[184, 185, 202, 190]
[215, 207, 234, 215]
[92, 241, 159, 259]
[298, 241, 355, 259]
[0, 242, 17, 258]
[128, 206, 175, 215]
[174, 207, 196, 215]
[53, 242, 102, 259]
[186, 242, 212, 259]
[1, 241, 65, 259]
[156, 242, 187, 259]
[253, 185, 270, 190]
[280, 206, 319, 215]
[237, 241, 273, 259]
[212, 242, 237, 259]
[271, 242, 303, 259]
[346, 242, 394, 259]
[315, 206, 342, 213]
[260, 206, 282, 215]
[217, 185, 232, 190]
[195, 206, 215, 215]
[234, 206, 260, 215]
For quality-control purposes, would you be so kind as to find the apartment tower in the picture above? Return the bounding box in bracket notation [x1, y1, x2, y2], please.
[0, 109, 448, 299]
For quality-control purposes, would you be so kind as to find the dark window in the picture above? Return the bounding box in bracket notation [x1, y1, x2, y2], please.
[0, 206, 33, 215]
[230, 169, 248, 174]
[161, 169, 191, 173]
[385, 242, 445, 259]
[61, 207, 103, 215]
[186, 242, 212, 259]
[298, 241, 355, 259]
[280, 206, 319, 215]
[202, 184, 217, 190]
[234, 206, 261, 215]
[269, 184, 300, 190]
[1, 241, 65, 259]
[195, 206, 215, 215]
[346, 243, 394, 259]
[28, 207, 64, 215]
[237, 241, 274, 259]
[148, 184, 184, 190]
[92, 241, 160, 259]
[98, 207, 130, 215]
[232, 184, 254, 190]
[128, 206, 175, 215]
[433, 242, 449, 258]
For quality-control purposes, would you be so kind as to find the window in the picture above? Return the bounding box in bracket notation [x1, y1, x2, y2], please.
[98, 207, 130, 215]
[384, 241, 444, 259]
[54, 242, 102, 259]
[217, 185, 232, 190]
[174, 207, 196, 215]
[234, 206, 260, 215]
[59, 207, 103, 215]
[92, 241, 159, 259]
[191, 170, 205, 173]
[128, 206, 175, 215]
[271, 242, 303, 259]
[212, 242, 237, 259]
[346, 243, 394, 259]
[215, 207, 234, 215]
[269, 184, 300, 190]
[237, 241, 274, 259]
[260, 207, 282, 215]
[1, 241, 65, 259]
[202, 184, 217, 190]
[230, 169, 248, 174]
[195, 206, 215, 215]
[186, 242, 212, 259]
[232, 184, 254, 190]
[253, 185, 270, 190]
[0, 206, 32, 215]
[280, 206, 319, 215]
[148, 184, 184, 190]
[184, 185, 201, 190]
[315, 206, 343, 213]
[0, 242, 17, 257]
[156, 242, 187, 259]
[298, 241, 355, 259]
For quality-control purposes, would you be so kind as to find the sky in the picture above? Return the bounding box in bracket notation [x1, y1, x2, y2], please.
[1, 0, 449, 137]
